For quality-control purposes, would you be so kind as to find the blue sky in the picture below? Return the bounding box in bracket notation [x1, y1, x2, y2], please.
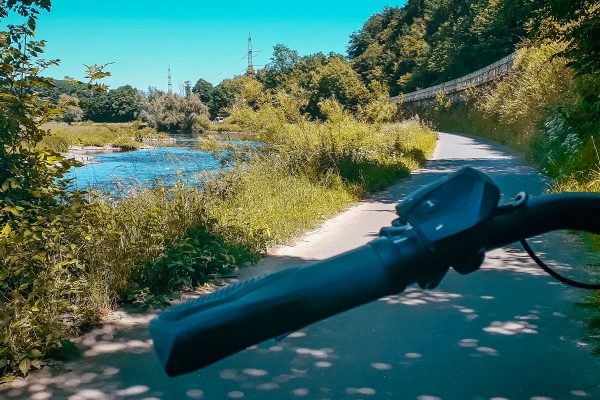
[11, 1, 405, 91]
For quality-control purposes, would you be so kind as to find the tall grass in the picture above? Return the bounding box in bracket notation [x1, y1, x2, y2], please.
[1, 102, 437, 379]
[38, 122, 169, 152]
[427, 42, 576, 155]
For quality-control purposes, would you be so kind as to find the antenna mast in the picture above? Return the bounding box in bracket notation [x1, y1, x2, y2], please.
[168, 65, 173, 94]
[246, 31, 255, 75]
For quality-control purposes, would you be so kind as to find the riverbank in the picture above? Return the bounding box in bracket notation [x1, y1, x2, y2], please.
[0, 116, 437, 380]
[62, 143, 160, 165]
[39, 122, 171, 153]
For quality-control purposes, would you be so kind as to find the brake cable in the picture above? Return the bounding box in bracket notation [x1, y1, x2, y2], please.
[520, 238, 600, 290]
[496, 192, 600, 290]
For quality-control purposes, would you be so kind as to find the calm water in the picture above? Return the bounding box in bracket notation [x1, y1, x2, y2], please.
[66, 136, 223, 194]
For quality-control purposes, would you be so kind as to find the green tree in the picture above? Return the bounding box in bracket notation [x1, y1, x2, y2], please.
[41, 79, 86, 103]
[145, 93, 210, 132]
[80, 85, 144, 122]
[351, 42, 387, 85]
[108, 85, 144, 121]
[0, 2, 63, 209]
[192, 78, 214, 104]
[221, 75, 265, 108]
[348, 0, 539, 94]
[306, 56, 370, 118]
[57, 93, 84, 124]
[207, 84, 235, 118]
[260, 44, 300, 89]
[536, 0, 600, 76]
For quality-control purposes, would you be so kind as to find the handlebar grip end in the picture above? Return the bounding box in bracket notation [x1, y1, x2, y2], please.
[150, 317, 178, 376]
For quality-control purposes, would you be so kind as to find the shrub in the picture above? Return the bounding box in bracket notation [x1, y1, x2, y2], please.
[229, 98, 437, 193]
[194, 115, 212, 132]
[479, 41, 576, 138]
[57, 94, 84, 124]
[145, 93, 209, 133]
[203, 158, 355, 252]
[110, 136, 140, 150]
[38, 134, 70, 153]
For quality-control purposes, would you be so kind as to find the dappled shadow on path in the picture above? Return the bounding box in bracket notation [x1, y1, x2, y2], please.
[3, 133, 598, 399]
[2, 243, 600, 400]
[368, 157, 547, 207]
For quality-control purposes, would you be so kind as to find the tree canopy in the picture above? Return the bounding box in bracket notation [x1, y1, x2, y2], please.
[79, 85, 145, 122]
[347, 0, 537, 94]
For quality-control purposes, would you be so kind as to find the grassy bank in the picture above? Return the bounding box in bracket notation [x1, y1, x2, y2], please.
[38, 122, 170, 152]
[424, 42, 596, 179]
[0, 108, 436, 379]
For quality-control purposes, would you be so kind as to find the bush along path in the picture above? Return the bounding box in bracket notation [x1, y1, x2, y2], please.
[2, 132, 600, 400]
[0, 108, 437, 380]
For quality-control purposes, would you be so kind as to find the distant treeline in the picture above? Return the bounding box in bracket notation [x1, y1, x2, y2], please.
[44, 0, 598, 138]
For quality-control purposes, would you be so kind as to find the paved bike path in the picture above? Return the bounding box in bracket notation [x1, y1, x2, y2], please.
[2, 132, 599, 400]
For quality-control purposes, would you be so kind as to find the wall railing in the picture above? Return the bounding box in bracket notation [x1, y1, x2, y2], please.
[391, 53, 515, 104]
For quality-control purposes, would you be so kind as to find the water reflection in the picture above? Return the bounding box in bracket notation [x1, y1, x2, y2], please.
[65, 135, 259, 194]
[66, 146, 222, 193]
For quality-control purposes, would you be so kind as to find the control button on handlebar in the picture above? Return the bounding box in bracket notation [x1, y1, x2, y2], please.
[396, 168, 500, 247]
[421, 199, 439, 213]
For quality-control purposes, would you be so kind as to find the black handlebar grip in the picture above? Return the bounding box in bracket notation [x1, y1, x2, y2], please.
[150, 237, 410, 376]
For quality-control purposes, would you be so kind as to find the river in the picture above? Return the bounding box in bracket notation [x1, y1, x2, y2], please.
[65, 135, 224, 194]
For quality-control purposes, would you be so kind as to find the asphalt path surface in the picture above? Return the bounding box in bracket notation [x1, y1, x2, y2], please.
[2, 132, 600, 400]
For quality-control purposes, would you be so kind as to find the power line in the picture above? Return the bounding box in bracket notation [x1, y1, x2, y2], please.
[209, 53, 248, 82]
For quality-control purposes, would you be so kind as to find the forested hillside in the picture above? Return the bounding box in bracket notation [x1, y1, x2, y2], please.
[347, 0, 598, 96]
[349, 0, 600, 338]
[348, 0, 599, 179]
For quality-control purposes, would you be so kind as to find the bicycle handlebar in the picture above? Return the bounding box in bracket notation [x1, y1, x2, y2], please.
[150, 168, 600, 377]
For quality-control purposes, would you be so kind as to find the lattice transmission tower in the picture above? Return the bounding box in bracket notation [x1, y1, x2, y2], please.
[246, 31, 255, 75]
[168, 65, 173, 94]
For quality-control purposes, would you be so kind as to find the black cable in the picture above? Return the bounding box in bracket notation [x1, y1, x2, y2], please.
[520, 239, 600, 290]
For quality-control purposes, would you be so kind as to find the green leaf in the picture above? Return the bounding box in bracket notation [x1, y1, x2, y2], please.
[1, 223, 12, 235]
[30, 349, 43, 358]
[3, 206, 21, 216]
[0, 375, 18, 384]
[19, 358, 31, 375]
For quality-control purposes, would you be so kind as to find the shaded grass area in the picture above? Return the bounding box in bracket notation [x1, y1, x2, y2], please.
[38, 122, 169, 152]
[0, 116, 437, 379]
